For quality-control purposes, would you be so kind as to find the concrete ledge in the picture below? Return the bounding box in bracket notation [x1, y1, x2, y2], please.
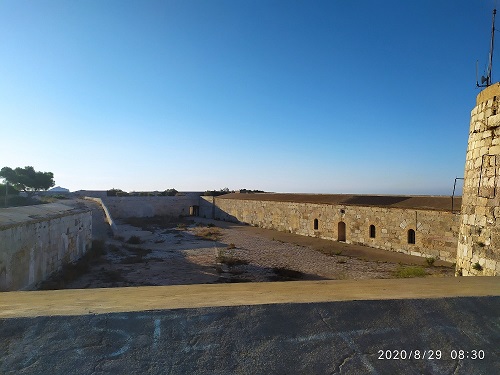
[1, 277, 499, 318]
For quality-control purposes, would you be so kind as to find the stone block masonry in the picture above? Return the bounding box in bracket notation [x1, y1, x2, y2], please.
[457, 83, 500, 276]
[200, 195, 459, 263]
[101, 194, 201, 219]
[0, 203, 92, 291]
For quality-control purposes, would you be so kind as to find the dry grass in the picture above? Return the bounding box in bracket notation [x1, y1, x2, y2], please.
[393, 265, 426, 278]
[196, 227, 223, 241]
[215, 247, 248, 266]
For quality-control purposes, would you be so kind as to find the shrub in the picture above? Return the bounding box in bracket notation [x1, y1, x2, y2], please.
[215, 248, 248, 266]
[38, 239, 107, 290]
[204, 188, 232, 196]
[51, 194, 68, 199]
[0, 183, 19, 196]
[162, 188, 178, 196]
[472, 262, 483, 271]
[107, 188, 124, 197]
[425, 257, 436, 266]
[196, 228, 222, 241]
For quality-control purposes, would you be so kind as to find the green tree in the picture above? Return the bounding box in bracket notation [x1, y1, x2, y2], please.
[0, 183, 19, 196]
[162, 188, 178, 196]
[0, 166, 55, 195]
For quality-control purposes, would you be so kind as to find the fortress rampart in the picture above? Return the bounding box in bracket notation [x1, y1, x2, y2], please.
[200, 194, 460, 263]
[88, 194, 200, 219]
[0, 203, 92, 291]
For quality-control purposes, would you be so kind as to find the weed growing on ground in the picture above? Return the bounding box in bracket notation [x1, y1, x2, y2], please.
[215, 247, 248, 266]
[196, 227, 222, 241]
[393, 265, 426, 278]
[425, 257, 436, 267]
[472, 262, 483, 271]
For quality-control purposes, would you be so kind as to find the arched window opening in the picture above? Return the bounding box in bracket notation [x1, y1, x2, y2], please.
[369, 225, 376, 238]
[314, 219, 319, 230]
[408, 229, 416, 244]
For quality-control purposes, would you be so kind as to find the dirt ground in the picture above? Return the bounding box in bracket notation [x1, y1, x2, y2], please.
[39, 206, 454, 290]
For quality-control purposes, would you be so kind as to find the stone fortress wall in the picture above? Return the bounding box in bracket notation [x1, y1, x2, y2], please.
[457, 83, 500, 276]
[2, 80, 498, 292]
[200, 195, 460, 263]
[0, 203, 92, 291]
[83, 193, 201, 219]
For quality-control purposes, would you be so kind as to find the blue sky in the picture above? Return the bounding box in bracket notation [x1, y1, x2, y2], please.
[0, 0, 494, 194]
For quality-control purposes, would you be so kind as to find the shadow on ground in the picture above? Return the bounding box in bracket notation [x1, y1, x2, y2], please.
[1, 296, 498, 374]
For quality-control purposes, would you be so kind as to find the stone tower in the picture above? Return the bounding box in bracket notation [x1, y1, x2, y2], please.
[456, 83, 500, 275]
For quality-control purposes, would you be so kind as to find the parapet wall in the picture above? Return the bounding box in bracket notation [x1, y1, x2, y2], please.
[201, 196, 459, 262]
[101, 194, 201, 219]
[84, 197, 118, 234]
[0, 203, 92, 291]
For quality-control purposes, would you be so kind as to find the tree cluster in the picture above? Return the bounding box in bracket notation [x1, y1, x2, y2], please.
[107, 188, 179, 197]
[204, 188, 232, 196]
[0, 166, 54, 195]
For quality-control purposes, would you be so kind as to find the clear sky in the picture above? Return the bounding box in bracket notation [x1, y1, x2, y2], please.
[0, 1, 495, 194]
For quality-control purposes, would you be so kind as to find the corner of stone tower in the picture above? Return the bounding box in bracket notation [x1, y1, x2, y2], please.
[456, 83, 500, 276]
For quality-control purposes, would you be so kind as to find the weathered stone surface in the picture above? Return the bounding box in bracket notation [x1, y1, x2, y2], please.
[200, 196, 459, 263]
[0, 204, 92, 291]
[457, 83, 500, 276]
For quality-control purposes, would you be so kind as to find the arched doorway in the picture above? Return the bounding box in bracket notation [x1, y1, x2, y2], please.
[338, 221, 346, 242]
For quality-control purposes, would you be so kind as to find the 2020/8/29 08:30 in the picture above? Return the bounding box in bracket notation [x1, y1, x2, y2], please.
[377, 349, 485, 360]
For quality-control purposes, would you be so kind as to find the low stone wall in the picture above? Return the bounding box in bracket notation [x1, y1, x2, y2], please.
[0, 203, 92, 291]
[101, 194, 201, 219]
[200, 196, 460, 262]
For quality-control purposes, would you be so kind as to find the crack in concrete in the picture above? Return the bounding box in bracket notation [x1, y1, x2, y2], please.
[336, 351, 356, 374]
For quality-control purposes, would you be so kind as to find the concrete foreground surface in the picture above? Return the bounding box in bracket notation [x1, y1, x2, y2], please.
[1, 278, 499, 374]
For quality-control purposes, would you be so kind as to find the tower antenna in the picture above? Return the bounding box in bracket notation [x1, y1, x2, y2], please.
[477, 7, 497, 87]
